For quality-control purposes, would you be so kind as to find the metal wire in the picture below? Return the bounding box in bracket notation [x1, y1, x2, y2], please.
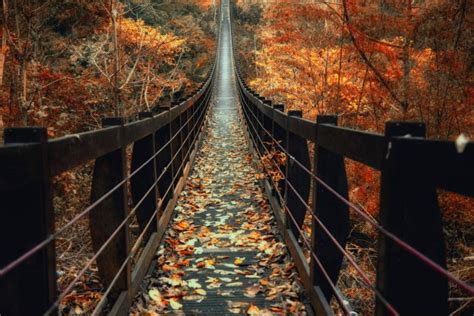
[239, 101, 352, 315]
[238, 87, 474, 297]
[0, 89, 210, 279]
[240, 97, 398, 314]
[89, 100, 210, 316]
[44, 91, 212, 315]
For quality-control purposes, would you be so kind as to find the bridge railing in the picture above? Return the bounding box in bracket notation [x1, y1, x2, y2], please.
[234, 66, 474, 315]
[0, 62, 216, 316]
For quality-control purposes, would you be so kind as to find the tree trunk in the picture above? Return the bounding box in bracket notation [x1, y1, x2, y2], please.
[0, 0, 7, 86]
[112, 2, 121, 116]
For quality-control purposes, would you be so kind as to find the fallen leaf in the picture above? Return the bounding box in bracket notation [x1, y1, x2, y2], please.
[226, 282, 243, 287]
[247, 304, 260, 315]
[187, 278, 202, 289]
[195, 288, 207, 296]
[183, 295, 204, 302]
[222, 263, 237, 268]
[244, 284, 261, 298]
[148, 288, 166, 307]
[170, 298, 182, 310]
[234, 257, 246, 266]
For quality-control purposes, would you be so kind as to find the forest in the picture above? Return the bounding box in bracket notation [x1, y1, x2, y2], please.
[233, 0, 473, 314]
[0, 0, 216, 136]
[0, 0, 472, 315]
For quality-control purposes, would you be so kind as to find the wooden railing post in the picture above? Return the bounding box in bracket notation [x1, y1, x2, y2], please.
[251, 94, 260, 151]
[189, 100, 197, 149]
[131, 112, 158, 241]
[155, 106, 174, 209]
[178, 98, 189, 164]
[271, 104, 286, 200]
[0, 128, 57, 315]
[285, 110, 311, 240]
[311, 115, 349, 301]
[90, 117, 131, 305]
[256, 96, 266, 153]
[170, 101, 183, 188]
[376, 122, 447, 315]
[262, 100, 273, 154]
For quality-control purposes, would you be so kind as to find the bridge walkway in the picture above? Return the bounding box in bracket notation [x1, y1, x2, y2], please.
[130, 0, 308, 314]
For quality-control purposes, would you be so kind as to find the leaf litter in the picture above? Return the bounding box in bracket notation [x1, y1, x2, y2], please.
[130, 96, 306, 315]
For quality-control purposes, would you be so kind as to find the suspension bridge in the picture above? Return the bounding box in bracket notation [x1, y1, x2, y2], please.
[0, 0, 473, 315]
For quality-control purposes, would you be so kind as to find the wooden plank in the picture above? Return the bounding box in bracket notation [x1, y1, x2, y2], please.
[288, 117, 317, 142]
[285, 111, 311, 241]
[131, 232, 160, 295]
[0, 143, 42, 189]
[242, 88, 317, 141]
[89, 118, 131, 302]
[0, 128, 57, 316]
[107, 291, 129, 316]
[391, 137, 474, 197]
[48, 126, 122, 176]
[317, 124, 385, 170]
[272, 109, 288, 136]
[311, 116, 349, 301]
[376, 122, 448, 316]
[309, 286, 333, 316]
[130, 112, 158, 242]
[263, 179, 285, 231]
[123, 113, 168, 145]
[284, 229, 310, 289]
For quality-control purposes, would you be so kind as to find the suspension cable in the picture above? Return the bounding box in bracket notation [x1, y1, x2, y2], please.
[238, 88, 474, 296]
[244, 100, 397, 313]
[239, 101, 352, 315]
[0, 90, 210, 278]
[44, 92, 211, 315]
[90, 100, 210, 316]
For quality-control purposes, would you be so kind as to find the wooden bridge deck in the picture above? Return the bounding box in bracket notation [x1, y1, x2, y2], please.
[131, 0, 307, 314]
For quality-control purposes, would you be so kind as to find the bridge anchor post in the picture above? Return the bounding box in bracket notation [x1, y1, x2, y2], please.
[0, 127, 57, 316]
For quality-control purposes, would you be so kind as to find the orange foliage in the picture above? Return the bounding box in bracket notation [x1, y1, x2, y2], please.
[236, 0, 473, 222]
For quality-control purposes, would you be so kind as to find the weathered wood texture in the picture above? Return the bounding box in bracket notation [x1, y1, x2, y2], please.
[0, 128, 57, 316]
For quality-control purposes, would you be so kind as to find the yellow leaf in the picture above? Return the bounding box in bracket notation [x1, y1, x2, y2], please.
[234, 257, 245, 266]
[170, 298, 182, 310]
[247, 304, 260, 315]
[195, 288, 207, 296]
[148, 288, 166, 307]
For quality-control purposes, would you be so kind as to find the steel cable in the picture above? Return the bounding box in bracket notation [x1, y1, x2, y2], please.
[238, 87, 474, 296]
[240, 94, 399, 314]
[0, 91, 210, 278]
[44, 91, 211, 315]
[90, 100, 210, 316]
[239, 100, 352, 315]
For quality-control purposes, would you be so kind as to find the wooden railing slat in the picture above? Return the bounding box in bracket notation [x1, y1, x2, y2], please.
[89, 117, 131, 303]
[0, 128, 57, 316]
